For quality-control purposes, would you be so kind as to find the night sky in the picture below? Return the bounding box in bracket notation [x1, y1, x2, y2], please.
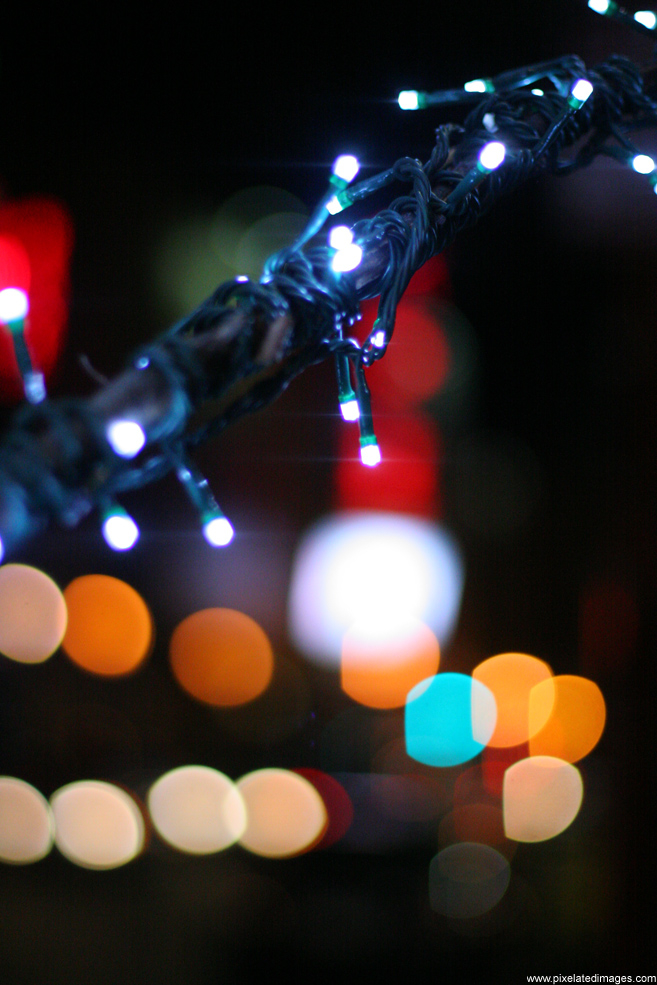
[0, 2, 656, 981]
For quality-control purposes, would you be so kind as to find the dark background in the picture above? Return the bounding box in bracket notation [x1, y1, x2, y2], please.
[0, 2, 655, 981]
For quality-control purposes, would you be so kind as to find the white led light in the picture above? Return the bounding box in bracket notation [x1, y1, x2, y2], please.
[632, 153, 656, 174]
[328, 225, 354, 250]
[571, 79, 594, 104]
[360, 442, 382, 467]
[464, 78, 489, 93]
[331, 243, 363, 273]
[326, 195, 344, 215]
[332, 155, 360, 184]
[0, 287, 28, 323]
[203, 516, 234, 547]
[372, 329, 386, 348]
[588, 0, 611, 12]
[106, 420, 146, 459]
[339, 398, 360, 422]
[531, 88, 545, 96]
[398, 90, 420, 110]
[102, 512, 140, 551]
[634, 9, 657, 27]
[478, 141, 506, 171]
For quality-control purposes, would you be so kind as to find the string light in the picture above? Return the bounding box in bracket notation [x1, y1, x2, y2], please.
[352, 360, 381, 467]
[588, 0, 657, 35]
[101, 502, 140, 551]
[0, 286, 46, 405]
[329, 225, 363, 272]
[175, 457, 234, 547]
[106, 420, 147, 459]
[291, 155, 361, 248]
[446, 141, 507, 210]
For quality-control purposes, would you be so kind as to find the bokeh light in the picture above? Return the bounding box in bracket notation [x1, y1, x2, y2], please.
[0, 563, 67, 664]
[472, 652, 554, 747]
[429, 843, 511, 918]
[0, 777, 54, 864]
[438, 803, 512, 854]
[341, 616, 440, 709]
[288, 512, 464, 669]
[405, 672, 497, 767]
[170, 608, 274, 707]
[503, 756, 584, 842]
[148, 766, 247, 854]
[236, 768, 328, 858]
[62, 575, 153, 676]
[51, 780, 145, 869]
[528, 675, 606, 762]
[294, 769, 354, 849]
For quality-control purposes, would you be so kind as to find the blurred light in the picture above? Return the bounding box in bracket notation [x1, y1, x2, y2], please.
[202, 515, 235, 547]
[632, 153, 656, 174]
[478, 141, 506, 171]
[62, 574, 153, 676]
[288, 512, 464, 669]
[371, 329, 386, 348]
[340, 615, 440, 709]
[0, 777, 54, 864]
[634, 8, 657, 28]
[148, 766, 247, 854]
[472, 652, 554, 747]
[332, 243, 363, 273]
[359, 439, 381, 466]
[0, 286, 28, 322]
[405, 672, 497, 767]
[51, 780, 145, 869]
[294, 769, 354, 848]
[101, 507, 140, 551]
[328, 225, 353, 250]
[237, 768, 328, 858]
[326, 195, 344, 215]
[429, 843, 511, 918]
[528, 675, 606, 762]
[464, 78, 491, 93]
[439, 804, 512, 854]
[169, 608, 273, 707]
[398, 90, 420, 110]
[503, 756, 584, 842]
[106, 419, 146, 458]
[332, 155, 360, 184]
[570, 79, 593, 106]
[339, 397, 360, 422]
[531, 88, 545, 96]
[588, 0, 611, 11]
[0, 563, 67, 664]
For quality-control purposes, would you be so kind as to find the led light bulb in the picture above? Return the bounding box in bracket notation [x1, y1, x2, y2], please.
[360, 438, 382, 467]
[102, 506, 140, 551]
[478, 141, 506, 172]
[326, 195, 345, 215]
[328, 226, 354, 250]
[634, 9, 657, 27]
[331, 243, 363, 273]
[339, 397, 360, 422]
[464, 78, 493, 93]
[202, 513, 235, 547]
[0, 287, 28, 324]
[632, 153, 656, 174]
[371, 329, 386, 348]
[568, 79, 594, 109]
[106, 420, 146, 459]
[331, 155, 360, 186]
[588, 0, 612, 11]
[398, 90, 421, 110]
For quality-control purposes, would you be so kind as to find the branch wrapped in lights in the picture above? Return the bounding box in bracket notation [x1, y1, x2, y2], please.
[1, 49, 657, 557]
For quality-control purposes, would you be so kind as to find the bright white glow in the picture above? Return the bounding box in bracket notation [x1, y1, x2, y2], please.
[483, 113, 497, 133]
[287, 511, 465, 668]
[203, 515, 234, 547]
[0, 287, 28, 323]
[148, 766, 247, 854]
[102, 512, 140, 551]
[372, 329, 386, 347]
[326, 195, 344, 215]
[632, 153, 656, 174]
[588, 0, 610, 12]
[329, 225, 354, 250]
[571, 79, 594, 104]
[106, 420, 146, 458]
[634, 9, 657, 27]
[51, 781, 145, 869]
[235, 274, 249, 282]
[464, 78, 488, 93]
[0, 777, 54, 864]
[531, 88, 545, 96]
[398, 90, 420, 110]
[360, 442, 381, 467]
[478, 141, 506, 171]
[331, 243, 363, 273]
[339, 398, 360, 422]
[332, 155, 360, 184]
